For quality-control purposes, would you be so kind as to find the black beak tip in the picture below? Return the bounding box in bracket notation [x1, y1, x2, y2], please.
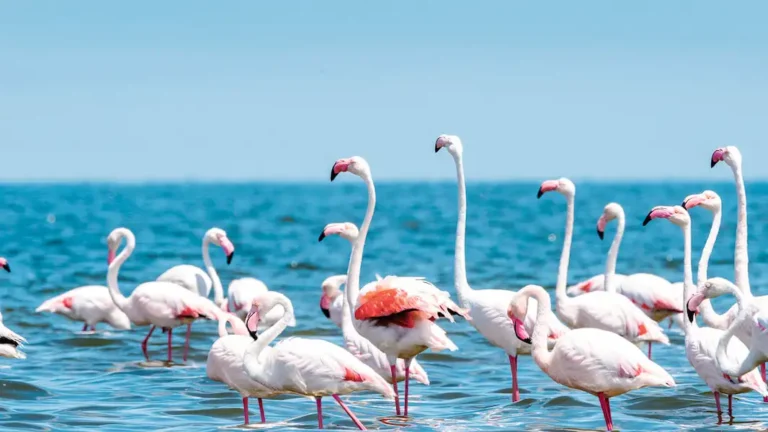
[523, 337, 532, 344]
[536, 189, 544, 199]
[710, 160, 717, 168]
[597, 229, 604, 240]
[642, 214, 652, 226]
[435, 145, 441, 153]
[686, 307, 695, 323]
[330, 165, 338, 181]
[226, 252, 234, 265]
[318, 232, 326, 242]
[248, 330, 259, 341]
[1, 264, 9, 273]
[321, 308, 331, 319]
[681, 200, 688, 209]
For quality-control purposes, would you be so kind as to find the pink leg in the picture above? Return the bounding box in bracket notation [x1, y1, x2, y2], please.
[404, 358, 413, 416]
[647, 342, 652, 359]
[762, 363, 767, 403]
[728, 394, 733, 417]
[183, 323, 192, 362]
[242, 397, 249, 425]
[509, 355, 520, 402]
[81, 323, 88, 332]
[316, 396, 323, 429]
[598, 393, 613, 431]
[167, 328, 173, 363]
[390, 364, 401, 416]
[714, 391, 721, 414]
[333, 394, 366, 430]
[606, 396, 613, 426]
[258, 398, 265, 423]
[141, 326, 156, 360]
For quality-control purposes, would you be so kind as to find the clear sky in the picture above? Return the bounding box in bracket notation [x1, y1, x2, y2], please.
[1, 1, 766, 181]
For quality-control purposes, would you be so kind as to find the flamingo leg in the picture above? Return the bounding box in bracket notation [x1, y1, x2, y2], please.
[333, 394, 366, 430]
[647, 342, 652, 359]
[714, 391, 721, 414]
[606, 396, 613, 426]
[242, 397, 249, 425]
[390, 364, 401, 416]
[141, 325, 156, 360]
[728, 394, 733, 417]
[509, 355, 520, 402]
[258, 398, 265, 423]
[183, 323, 192, 362]
[762, 363, 768, 403]
[81, 323, 88, 332]
[598, 392, 612, 431]
[166, 328, 173, 363]
[315, 396, 323, 429]
[404, 358, 411, 417]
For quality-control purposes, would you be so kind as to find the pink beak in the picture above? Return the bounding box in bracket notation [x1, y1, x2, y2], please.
[107, 249, 116, 265]
[513, 317, 531, 344]
[682, 195, 706, 210]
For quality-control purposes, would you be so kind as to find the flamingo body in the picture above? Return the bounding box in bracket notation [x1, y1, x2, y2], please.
[0, 312, 25, 359]
[36, 285, 131, 330]
[157, 265, 212, 298]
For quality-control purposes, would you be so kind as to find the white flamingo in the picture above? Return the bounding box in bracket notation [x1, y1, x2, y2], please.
[567, 203, 683, 329]
[644, 205, 766, 417]
[435, 134, 568, 402]
[319, 223, 430, 387]
[207, 312, 289, 425]
[327, 156, 469, 416]
[156, 227, 234, 361]
[107, 227, 223, 363]
[711, 146, 768, 391]
[242, 291, 394, 430]
[36, 286, 131, 331]
[538, 178, 669, 357]
[225, 277, 289, 329]
[507, 284, 675, 431]
[0, 312, 26, 360]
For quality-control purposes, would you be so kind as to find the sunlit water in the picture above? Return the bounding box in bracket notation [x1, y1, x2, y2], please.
[1, 181, 768, 431]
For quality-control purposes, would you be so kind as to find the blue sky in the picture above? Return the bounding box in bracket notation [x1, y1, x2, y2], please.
[1, 1, 766, 181]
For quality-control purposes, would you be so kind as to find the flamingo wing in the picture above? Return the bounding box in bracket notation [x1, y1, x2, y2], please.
[157, 265, 212, 297]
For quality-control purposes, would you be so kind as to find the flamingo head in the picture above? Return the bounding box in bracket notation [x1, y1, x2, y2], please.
[330, 156, 370, 181]
[106, 228, 124, 265]
[206, 228, 235, 265]
[434, 134, 463, 156]
[245, 302, 261, 340]
[682, 190, 721, 212]
[596, 202, 623, 240]
[642, 205, 690, 228]
[506, 297, 532, 345]
[320, 275, 346, 319]
[537, 178, 575, 199]
[0, 257, 9, 273]
[318, 222, 359, 243]
[711, 146, 741, 169]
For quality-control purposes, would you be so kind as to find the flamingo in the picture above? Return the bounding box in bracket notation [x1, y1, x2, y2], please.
[319, 223, 430, 387]
[643, 205, 766, 417]
[225, 277, 290, 329]
[507, 284, 675, 431]
[36, 286, 131, 332]
[711, 146, 768, 392]
[156, 227, 234, 361]
[0, 312, 26, 360]
[327, 156, 469, 416]
[207, 311, 290, 425]
[435, 134, 568, 402]
[242, 291, 394, 430]
[566, 202, 683, 331]
[690, 278, 768, 386]
[107, 227, 223, 363]
[538, 178, 669, 357]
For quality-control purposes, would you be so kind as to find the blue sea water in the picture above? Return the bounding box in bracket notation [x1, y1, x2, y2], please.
[1, 180, 767, 431]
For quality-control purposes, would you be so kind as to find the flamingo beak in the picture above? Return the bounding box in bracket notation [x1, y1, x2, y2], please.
[226, 252, 234, 265]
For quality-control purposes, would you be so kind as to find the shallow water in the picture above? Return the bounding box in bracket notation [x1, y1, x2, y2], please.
[1, 180, 768, 431]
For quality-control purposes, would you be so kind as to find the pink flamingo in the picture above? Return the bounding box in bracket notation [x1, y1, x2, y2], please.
[508, 284, 675, 431]
[0, 258, 24, 360]
[243, 291, 394, 430]
[156, 227, 234, 361]
[319, 223, 430, 388]
[538, 178, 668, 357]
[106, 227, 223, 363]
[327, 156, 469, 417]
[36, 285, 131, 332]
[207, 312, 290, 425]
[435, 134, 568, 402]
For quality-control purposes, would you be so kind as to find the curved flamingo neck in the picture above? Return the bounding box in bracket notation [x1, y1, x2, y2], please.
[681, 222, 695, 334]
[715, 279, 752, 376]
[218, 313, 248, 337]
[345, 172, 376, 312]
[555, 193, 575, 307]
[243, 295, 294, 381]
[452, 152, 472, 305]
[106, 229, 135, 315]
[521, 285, 554, 371]
[202, 236, 225, 305]
[697, 208, 729, 328]
[731, 163, 750, 294]
[603, 210, 625, 292]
